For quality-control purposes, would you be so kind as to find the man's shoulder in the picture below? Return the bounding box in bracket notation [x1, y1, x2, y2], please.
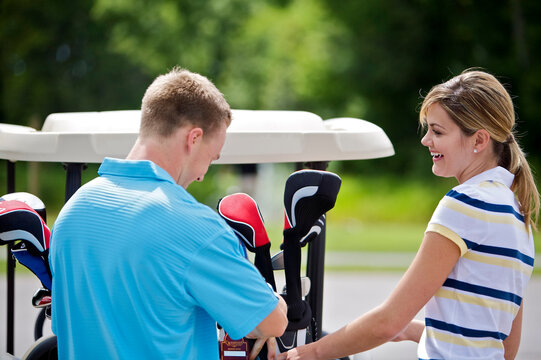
[149, 192, 232, 238]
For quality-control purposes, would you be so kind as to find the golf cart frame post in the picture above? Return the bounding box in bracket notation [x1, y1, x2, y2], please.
[1, 110, 394, 355]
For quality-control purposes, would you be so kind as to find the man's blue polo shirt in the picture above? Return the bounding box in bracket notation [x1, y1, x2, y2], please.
[50, 158, 278, 359]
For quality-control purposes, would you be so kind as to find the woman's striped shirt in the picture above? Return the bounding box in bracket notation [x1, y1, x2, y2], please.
[418, 166, 535, 360]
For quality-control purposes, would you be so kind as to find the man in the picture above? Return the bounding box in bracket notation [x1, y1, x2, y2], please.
[50, 68, 287, 359]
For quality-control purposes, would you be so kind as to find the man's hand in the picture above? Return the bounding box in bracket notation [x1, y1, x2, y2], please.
[249, 337, 277, 360]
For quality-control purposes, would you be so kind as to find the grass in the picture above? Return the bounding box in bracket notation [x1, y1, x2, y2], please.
[266, 220, 426, 253]
[1, 165, 540, 273]
[326, 220, 425, 252]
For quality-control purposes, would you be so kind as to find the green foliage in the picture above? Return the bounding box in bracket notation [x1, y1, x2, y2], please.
[91, 0, 260, 78]
[331, 174, 455, 223]
[0, 0, 152, 128]
[218, 0, 354, 118]
[187, 164, 248, 208]
[320, 0, 541, 174]
[265, 172, 541, 253]
[2, 0, 540, 178]
[2, 1, 541, 223]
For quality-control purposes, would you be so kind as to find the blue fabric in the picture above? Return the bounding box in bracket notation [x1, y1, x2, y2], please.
[50, 158, 277, 359]
[442, 278, 522, 306]
[425, 318, 507, 341]
[463, 238, 535, 266]
[12, 247, 52, 289]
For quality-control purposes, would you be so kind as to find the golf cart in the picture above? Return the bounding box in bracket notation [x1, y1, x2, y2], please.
[0, 109, 394, 359]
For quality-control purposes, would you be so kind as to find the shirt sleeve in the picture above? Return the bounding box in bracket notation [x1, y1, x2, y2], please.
[184, 230, 278, 340]
[426, 194, 469, 256]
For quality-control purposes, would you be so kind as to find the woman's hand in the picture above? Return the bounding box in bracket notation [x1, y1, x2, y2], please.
[276, 344, 316, 360]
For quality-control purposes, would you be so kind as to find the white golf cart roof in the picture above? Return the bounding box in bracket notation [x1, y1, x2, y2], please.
[0, 110, 394, 163]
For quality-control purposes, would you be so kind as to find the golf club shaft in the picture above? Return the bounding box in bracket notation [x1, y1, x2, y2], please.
[282, 230, 303, 319]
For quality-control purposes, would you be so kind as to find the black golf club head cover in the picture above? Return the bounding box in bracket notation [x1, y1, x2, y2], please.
[283, 170, 341, 238]
[217, 193, 276, 290]
[298, 214, 325, 248]
[282, 170, 341, 322]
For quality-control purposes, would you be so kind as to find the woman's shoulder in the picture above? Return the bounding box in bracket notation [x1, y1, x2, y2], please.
[451, 178, 514, 205]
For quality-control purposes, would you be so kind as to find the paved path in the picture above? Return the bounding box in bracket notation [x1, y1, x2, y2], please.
[2, 259, 540, 359]
[325, 251, 416, 269]
[325, 251, 541, 270]
[319, 272, 541, 359]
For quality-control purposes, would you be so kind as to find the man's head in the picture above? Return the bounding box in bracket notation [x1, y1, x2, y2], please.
[140, 67, 232, 139]
[129, 68, 232, 188]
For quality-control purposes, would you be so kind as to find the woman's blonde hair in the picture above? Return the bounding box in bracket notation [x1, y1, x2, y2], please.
[419, 69, 539, 230]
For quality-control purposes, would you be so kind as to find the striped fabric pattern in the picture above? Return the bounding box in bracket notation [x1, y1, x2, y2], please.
[418, 167, 534, 360]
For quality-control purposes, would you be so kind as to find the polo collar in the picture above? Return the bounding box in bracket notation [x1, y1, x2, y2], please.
[463, 166, 514, 188]
[98, 157, 176, 184]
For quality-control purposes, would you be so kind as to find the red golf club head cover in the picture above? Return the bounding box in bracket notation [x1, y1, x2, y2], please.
[218, 193, 277, 292]
[0, 200, 50, 252]
[0, 198, 52, 289]
[1, 191, 47, 223]
[217, 193, 269, 252]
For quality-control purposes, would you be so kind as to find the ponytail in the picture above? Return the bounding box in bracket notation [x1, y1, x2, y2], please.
[502, 137, 540, 231]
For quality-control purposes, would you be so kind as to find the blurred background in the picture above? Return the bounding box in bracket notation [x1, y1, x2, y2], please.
[1, 0, 540, 260]
[2, 1, 541, 357]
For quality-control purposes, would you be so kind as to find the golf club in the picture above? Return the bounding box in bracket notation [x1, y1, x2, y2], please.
[278, 169, 341, 353]
[282, 170, 341, 322]
[217, 193, 276, 291]
[271, 250, 284, 271]
[217, 193, 279, 359]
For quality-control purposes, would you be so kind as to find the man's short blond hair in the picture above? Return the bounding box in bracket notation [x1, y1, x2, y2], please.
[140, 67, 232, 138]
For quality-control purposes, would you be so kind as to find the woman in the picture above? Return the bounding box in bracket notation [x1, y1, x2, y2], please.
[279, 69, 539, 360]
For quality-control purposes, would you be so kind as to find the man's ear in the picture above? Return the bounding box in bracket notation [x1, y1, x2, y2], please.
[186, 127, 204, 153]
[474, 129, 491, 152]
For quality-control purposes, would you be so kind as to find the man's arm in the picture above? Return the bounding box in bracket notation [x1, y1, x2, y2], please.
[247, 294, 288, 338]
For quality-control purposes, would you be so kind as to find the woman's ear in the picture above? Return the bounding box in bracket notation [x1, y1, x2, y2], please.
[473, 129, 491, 152]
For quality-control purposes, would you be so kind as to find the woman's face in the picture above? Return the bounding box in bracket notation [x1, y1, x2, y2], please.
[421, 102, 477, 183]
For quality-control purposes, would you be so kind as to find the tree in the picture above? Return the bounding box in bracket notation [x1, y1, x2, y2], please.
[0, 0, 150, 127]
[322, 0, 541, 175]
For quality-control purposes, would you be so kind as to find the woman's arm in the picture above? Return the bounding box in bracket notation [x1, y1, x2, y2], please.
[392, 320, 424, 343]
[503, 302, 523, 360]
[279, 231, 460, 360]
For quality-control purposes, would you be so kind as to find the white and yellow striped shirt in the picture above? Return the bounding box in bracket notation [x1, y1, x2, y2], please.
[418, 166, 534, 360]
